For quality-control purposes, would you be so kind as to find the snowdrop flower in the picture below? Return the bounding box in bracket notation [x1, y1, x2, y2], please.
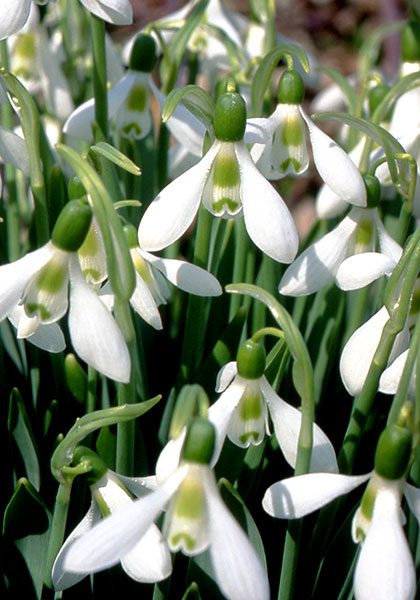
[122, 223, 222, 330]
[279, 175, 402, 296]
[263, 423, 419, 600]
[250, 69, 366, 209]
[139, 91, 299, 264]
[0, 199, 130, 382]
[60, 419, 270, 600]
[52, 446, 171, 590]
[7, 304, 66, 353]
[208, 338, 338, 472]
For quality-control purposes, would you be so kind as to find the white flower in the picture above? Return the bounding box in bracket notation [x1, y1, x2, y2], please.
[7, 304, 66, 353]
[60, 459, 270, 600]
[262, 458, 420, 600]
[52, 469, 171, 590]
[250, 106, 367, 208]
[208, 360, 338, 472]
[138, 135, 299, 263]
[279, 207, 402, 296]
[78, 0, 133, 25]
[0, 241, 130, 382]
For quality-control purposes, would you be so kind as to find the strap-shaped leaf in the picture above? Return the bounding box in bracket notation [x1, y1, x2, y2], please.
[90, 142, 141, 176]
[162, 84, 215, 132]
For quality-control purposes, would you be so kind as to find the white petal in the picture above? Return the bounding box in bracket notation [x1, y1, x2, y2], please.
[116, 473, 158, 497]
[63, 466, 188, 575]
[236, 142, 299, 263]
[208, 378, 246, 463]
[68, 256, 131, 383]
[335, 252, 396, 290]
[215, 361, 238, 392]
[354, 486, 415, 600]
[141, 251, 222, 297]
[121, 523, 172, 583]
[403, 482, 420, 525]
[315, 183, 352, 219]
[138, 143, 220, 252]
[339, 306, 390, 396]
[262, 472, 369, 519]
[379, 350, 409, 395]
[0, 126, 30, 174]
[373, 210, 403, 265]
[205, 470, 270, 600]
[79, 0, 133, 25]
[155, 430, 186, 484]
[261, 379, 338, 473]
[301, 110, 367, 206]
[279, 214, 358, 296]
[0, 0, 31, 39]
[130, 272, 163, 330]
[52, 501, 101, 591]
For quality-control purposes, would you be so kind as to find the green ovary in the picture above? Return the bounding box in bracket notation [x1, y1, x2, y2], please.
[126, 84, 147, 112]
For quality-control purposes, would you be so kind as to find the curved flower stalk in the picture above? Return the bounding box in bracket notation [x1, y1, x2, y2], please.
[262, 424, 419, 600]
[208, 339, 338, 473]
[139, 91, 299, 264]
[52, 447, 171, 591]
[249, 69, 366, 209]
[0, 200, 130, 382]
[59, 419, 270, 600]
[279, 190, 402, 297]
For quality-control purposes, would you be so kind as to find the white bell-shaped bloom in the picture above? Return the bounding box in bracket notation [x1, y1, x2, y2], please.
[52, 470, 171, 590]
[279, 207, 402, 296]
[78, 0, 132, 25]
[60, 460, 270, 600]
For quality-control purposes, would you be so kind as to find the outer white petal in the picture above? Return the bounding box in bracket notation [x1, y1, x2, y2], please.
[0, 243, 54, 322]
[130, 271, 163, 330]
[354, 486, 415, 600]
[208, 377, 247, 463]
[403, 482, 420, 525]
[236, 142, 299, 263]
[340, 306, 390, 396]
[215, 361, 238, 392]
[155, 430, 186, 484]
[63, 465, 188, 575]
[335, 252, 396, 291]
[79, 0, 133, 25]
[204, 469, 270, 600]
[373, 210, 403, 265]
[8, 305, 66, 353]
[279, 214, 358, 296]
[379, 350, 409, 395]
[261, 378, 338, 473]
[68, 255, 131, 383]
[121, 523, 172, 583]
[0, 126, 30, 174]
[300, 110, 367, 207]
[0, 0, 31, 40]
[116, 473, 158, 497]
[262, 472, 369, 519]
[138, 143, 220, 252]
[52, 501, 101, 591]
[315, 183, 349, 219]
[140, 251, 222, 297]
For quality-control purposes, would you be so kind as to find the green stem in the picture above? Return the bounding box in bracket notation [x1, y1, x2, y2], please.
[43, 483, 72, 589]
[90, 14, 108, 139]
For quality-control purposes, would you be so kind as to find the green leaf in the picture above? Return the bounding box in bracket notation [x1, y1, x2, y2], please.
[56, 143, 136, 301]
[162, 84, 215, 133]
[358, 20, 406, 81]
[3, 478, 49, 540]
[51, 397, 161, 483]
[251, 44, 310, 114]
[8, 388, 40, 490]
[90, 141, 141, 175]
[315, 66, 359, 114]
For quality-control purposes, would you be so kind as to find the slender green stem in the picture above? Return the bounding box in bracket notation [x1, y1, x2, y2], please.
[43, 483, 72, 589]
[90, 14, 108, 139]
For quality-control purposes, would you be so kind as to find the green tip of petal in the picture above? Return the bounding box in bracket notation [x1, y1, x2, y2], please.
[51, 199, 93, 252]
[129, 33, 157, 72]
[363, 174, 381, 208]
[214, 93, 246, 142]
[374, 425, 412, 480]
[401, 22, 420, 62]
[237, 339, 266, 379]
[181, 418, 215, 464]
[277, 69, 305, 105]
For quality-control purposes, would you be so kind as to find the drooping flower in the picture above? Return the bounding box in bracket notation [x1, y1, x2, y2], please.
[279, 176, 402, 296]
[249, 69, 367, 209]
[0, 199, 130, 382]
[52, 447, 171, 591]
[59, 419, 270, 600]
[139, 91, 299, 264]
[262, 423, 419, 600]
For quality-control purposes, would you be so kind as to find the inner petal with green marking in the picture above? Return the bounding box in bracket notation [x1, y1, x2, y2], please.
[131, 249, 168, 305]
[114, 77, 152, 140]
[228, 380, 267, 448]
[78, 222, 107, 285]
[353, 214, 375, 253]
[23, 247, 71, 324]
[271, 105, 309, 175]
[202, 142, 242, 218]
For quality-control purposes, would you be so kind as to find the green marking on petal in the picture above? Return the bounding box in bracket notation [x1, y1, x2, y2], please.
[354, 218, 374, 252]
[121, 123, 142, 137]
[33, 258, 68, 294]
[26, 303, 51, 320]
[238, 431, 260, 444]
[204, 143, 242, 217]
[213, 197, 240, 213]
[15, 33, 36, 61]
[281, 115, 304, 147]
[280, 158, 301, 172]
[83, 268, 101, 281]
[170, 532, 196, 551]
[126, 84, 148, 112]
[174, 477, 204, 520]
[79, 226, 99, 258]
[239, 392, 263, 420]
[213, 152, 241, 188]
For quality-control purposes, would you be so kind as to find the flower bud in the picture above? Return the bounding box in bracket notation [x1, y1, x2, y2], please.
[374, 424, 412, 480]
[401, 22, 420, 63]
[51, 199, 93, 252]
[363, 174, 381, 208]
[129, 33, 157, 73]
[64, 354, 87, 404]
[170, 384, 209, 440]
[181, 418, 215, 464]
[277, 69, 305, 105]
[237, 339, 266, 379]
[72, 446, 108, 486]
[214, 93, 246, 142]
